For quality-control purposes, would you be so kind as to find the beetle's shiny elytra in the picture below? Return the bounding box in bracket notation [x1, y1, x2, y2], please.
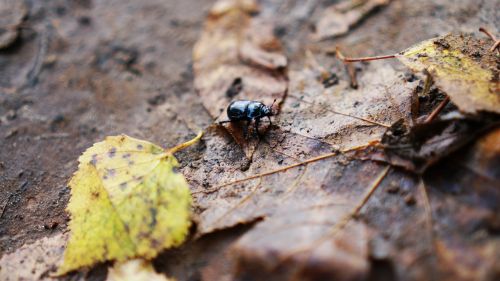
[219, 99, 276, 137]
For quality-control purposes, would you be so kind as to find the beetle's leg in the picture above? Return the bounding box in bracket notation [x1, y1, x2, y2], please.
[255, 118, 261, 137]
[243, 120, 250, 139]
[267, 116, 272, 126]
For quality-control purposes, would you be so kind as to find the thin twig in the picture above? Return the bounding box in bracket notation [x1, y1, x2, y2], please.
[194, 143, 372, 195]
[336, 47, 396, 62]
[335, 48, 360, 88]
[287, 95, 390, 127]
[479, 27, 500, 52]
[345, 62, 359, 89]
[421, 71, 433, 97]
[273, 166, 391, 272]
[423, 96, 450, 123]
[417, 178, 439, 278]
[212, 177, 263, 226]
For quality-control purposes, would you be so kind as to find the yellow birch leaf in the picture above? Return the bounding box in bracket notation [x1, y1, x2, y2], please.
[57, 132, 202, 274]
[396, 34, 500, 114]
[107, 259, 172, 281]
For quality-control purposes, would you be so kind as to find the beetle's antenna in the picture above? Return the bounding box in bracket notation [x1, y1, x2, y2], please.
[270, 99, 277, 115]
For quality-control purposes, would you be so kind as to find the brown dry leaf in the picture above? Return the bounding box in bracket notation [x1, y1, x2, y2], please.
[188, 2, 500, 278]
[0, 0, 27, 49]
[193, 0, 288, 160]
[362, 116, 499, 173]
[188, 43, 416, 278]
[312, 0, 390, 41]
[277, 59, 416, 152]
[190, 58, 416, 231]
[397, 33, 500, 114]
[0, 233, 68, 281]
[421, 127, 500, 281]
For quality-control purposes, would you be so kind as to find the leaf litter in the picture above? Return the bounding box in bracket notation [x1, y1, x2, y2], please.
[185, 1, 500, 280]
[338, 32, 500, 114]
[1, 0, 499, 280]
[312, 0, 391, 41]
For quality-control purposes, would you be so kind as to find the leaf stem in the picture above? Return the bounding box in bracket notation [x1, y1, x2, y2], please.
[167, 131, 203, 154]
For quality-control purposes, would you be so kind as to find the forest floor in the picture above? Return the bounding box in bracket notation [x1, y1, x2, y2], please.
[0, 0, 499, 280]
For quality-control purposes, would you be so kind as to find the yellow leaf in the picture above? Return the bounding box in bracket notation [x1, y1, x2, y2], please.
[397, 34, 500, 114]
[107, 259, 172, 281]
[57, 132, 202, 274]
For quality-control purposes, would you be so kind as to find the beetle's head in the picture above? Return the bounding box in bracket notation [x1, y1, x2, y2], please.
[264, 99, 277, 116]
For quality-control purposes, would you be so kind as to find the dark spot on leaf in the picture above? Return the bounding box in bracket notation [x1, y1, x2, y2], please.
[108, 147, 117, 158]
[149, 208, 157, 228]
[91, 191, 100, 198]
[106, 168, 116, 177]
[122, 153, 131, 159]
[137, 144, 143, 150]
[128, 161, 135, 166]
[120, 182, 127, 190]
[434, 38, 450, 49]
[103, 244, 109, 257]
[90, 154, 98, 165]
[150, 239, 161, 248]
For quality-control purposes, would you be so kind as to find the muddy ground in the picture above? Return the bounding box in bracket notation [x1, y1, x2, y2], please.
[0, 0, 498, 280]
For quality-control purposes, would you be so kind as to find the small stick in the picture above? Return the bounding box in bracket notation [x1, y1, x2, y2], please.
[423, 96, 450, 123]
[479, 27, 500, 52]
[194, 143, 373, 195]
[288, 95, 390, 127]
[421, 71, 433, 97]
[345, 62, 358, 89]
[271, 165, 391, 272]
[417, 178, 439, 276]
[336, 47, 396, 62]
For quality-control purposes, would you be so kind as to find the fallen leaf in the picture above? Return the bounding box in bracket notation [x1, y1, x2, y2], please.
[0, 233, 68, 281]
[397, 33, 500, 114]
[187, 38, 418, 279]
[57, 133, 202, 274]
[421, 127, 500, 281]
[190, 58, 416, 232]
[0, 0, 27, 49]
[107, 259, 171, 281]
[362, 116, 500, 173]
[193, 0, 287, 159]
[312, 0, 390, 41]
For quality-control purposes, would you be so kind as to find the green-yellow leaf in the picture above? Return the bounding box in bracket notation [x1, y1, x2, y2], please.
[57, 133, 202, 274]
[397, 34, 500, 114]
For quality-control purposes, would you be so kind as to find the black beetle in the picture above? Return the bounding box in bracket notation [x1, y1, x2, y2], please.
[219, 99, 276, 137]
